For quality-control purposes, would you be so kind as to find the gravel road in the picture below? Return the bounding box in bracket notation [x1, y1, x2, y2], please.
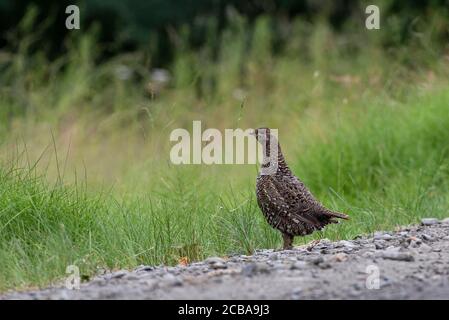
[2, 217, 449, 300]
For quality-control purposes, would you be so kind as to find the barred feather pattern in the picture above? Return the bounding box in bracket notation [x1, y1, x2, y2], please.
[254, 128, 348, 243]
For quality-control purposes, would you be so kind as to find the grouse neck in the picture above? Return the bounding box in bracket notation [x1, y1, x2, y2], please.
[260, 138, 291, 176]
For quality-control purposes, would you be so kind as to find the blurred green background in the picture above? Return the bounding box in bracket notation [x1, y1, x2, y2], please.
[1, 0, 449, 291]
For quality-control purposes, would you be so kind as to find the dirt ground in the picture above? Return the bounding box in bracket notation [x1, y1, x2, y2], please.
[2, 218, 449, 300]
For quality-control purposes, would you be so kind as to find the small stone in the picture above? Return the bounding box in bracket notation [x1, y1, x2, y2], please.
[381, 275, 394, 287]
[138, 279, 157, 287]
[211, 263, 227, 270]
[213, 277, 223, 283]
[333, 253, 348, 262]
[373, 232, 385, 240]
[374, 240, 387, 250]
[106, 270, 128, 280]
[172, 278, 184, 286]
[242, 263, 257, 277]
[205, 257, 226, 265]
[269, 253, 279, 261]
[241, 263, 270, 276]
[204, 257, 227, 269]
[352, 283, 362, 291]
[166, 267, 179, 273]
[309, 256, 324, 265]
[374, 232, 393, 240]
[418, 242, 432, 251]
[229, 256, 243, 263]
[361, 251, 375, 258]
[290, 261, 307, 270]
[134, 265, 154, 273]
[271, 261, 286, 269]
[161, 273, 183, 286]
[314, 239, 332, 249]
[319, 262, 332, 269]
[291, 287, 303, 300]
[337, 240, 356, 248]
[421, 234, 433, 241]
[421, 218, 439, 226]
[409, 240, 421, 248]
[124, 274, 139, 281]
[381, 250, 414, 262]
[291, 287, 303, 295]
[255, 263, 271, 273]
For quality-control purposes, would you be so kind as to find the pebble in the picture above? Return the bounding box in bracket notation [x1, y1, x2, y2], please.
[162, 273, 183, 287]
[338, 240, 357, 248]
[374, 233, 393, 240]
[361, 251, 375, 258]
[204, 257, 227, 269]
[373, 232, 386, 240]
[290, 261, 307, 270]
[241, 263, 270, 277]
[374, 240, 387, 250]
[138, 279, 157, 287]
[418, 243, 432, 252]
[315, 239, 332, 248]
[106, 270, 128, 280]
[318, 262, 332, 269]
[291, 287, 302, 294]
[211, 263, 227, 270]
[381, 250, 414, 262]
[134, 265, 154, 273]
[421, 234, 433, 241]
[333, 253, 348, 262]
[291, 287, 303, 298]
[409, 239, 422, 248]
[270, 261, 286, 269]
[269, 253, 279, 261]
[124, 274, 139, 281]
[309, 256, 324, 265]
[205, 257, 226, 265]
[421, 218, 440, 226]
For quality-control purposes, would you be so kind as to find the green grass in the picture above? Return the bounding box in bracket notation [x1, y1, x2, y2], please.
[1, 12, 449, 292]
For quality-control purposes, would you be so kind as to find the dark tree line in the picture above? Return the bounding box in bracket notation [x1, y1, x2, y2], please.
[1, 0, 448, 66]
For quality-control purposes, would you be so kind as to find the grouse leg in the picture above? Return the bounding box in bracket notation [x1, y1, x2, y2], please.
[282, 233, 294, 250]
[306, 239, 321, 251]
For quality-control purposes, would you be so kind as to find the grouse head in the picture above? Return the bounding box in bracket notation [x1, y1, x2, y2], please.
[250, 127, 289, 175]
[251, 127, 274, 145]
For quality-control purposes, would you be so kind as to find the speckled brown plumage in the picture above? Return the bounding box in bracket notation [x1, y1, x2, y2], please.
[253, 128, 349, 250]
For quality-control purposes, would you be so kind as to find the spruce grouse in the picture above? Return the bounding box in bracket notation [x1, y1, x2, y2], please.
[252, 128, 349, 250]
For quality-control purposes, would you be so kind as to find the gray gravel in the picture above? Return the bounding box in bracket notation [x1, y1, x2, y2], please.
[2, 217, 449, 300]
